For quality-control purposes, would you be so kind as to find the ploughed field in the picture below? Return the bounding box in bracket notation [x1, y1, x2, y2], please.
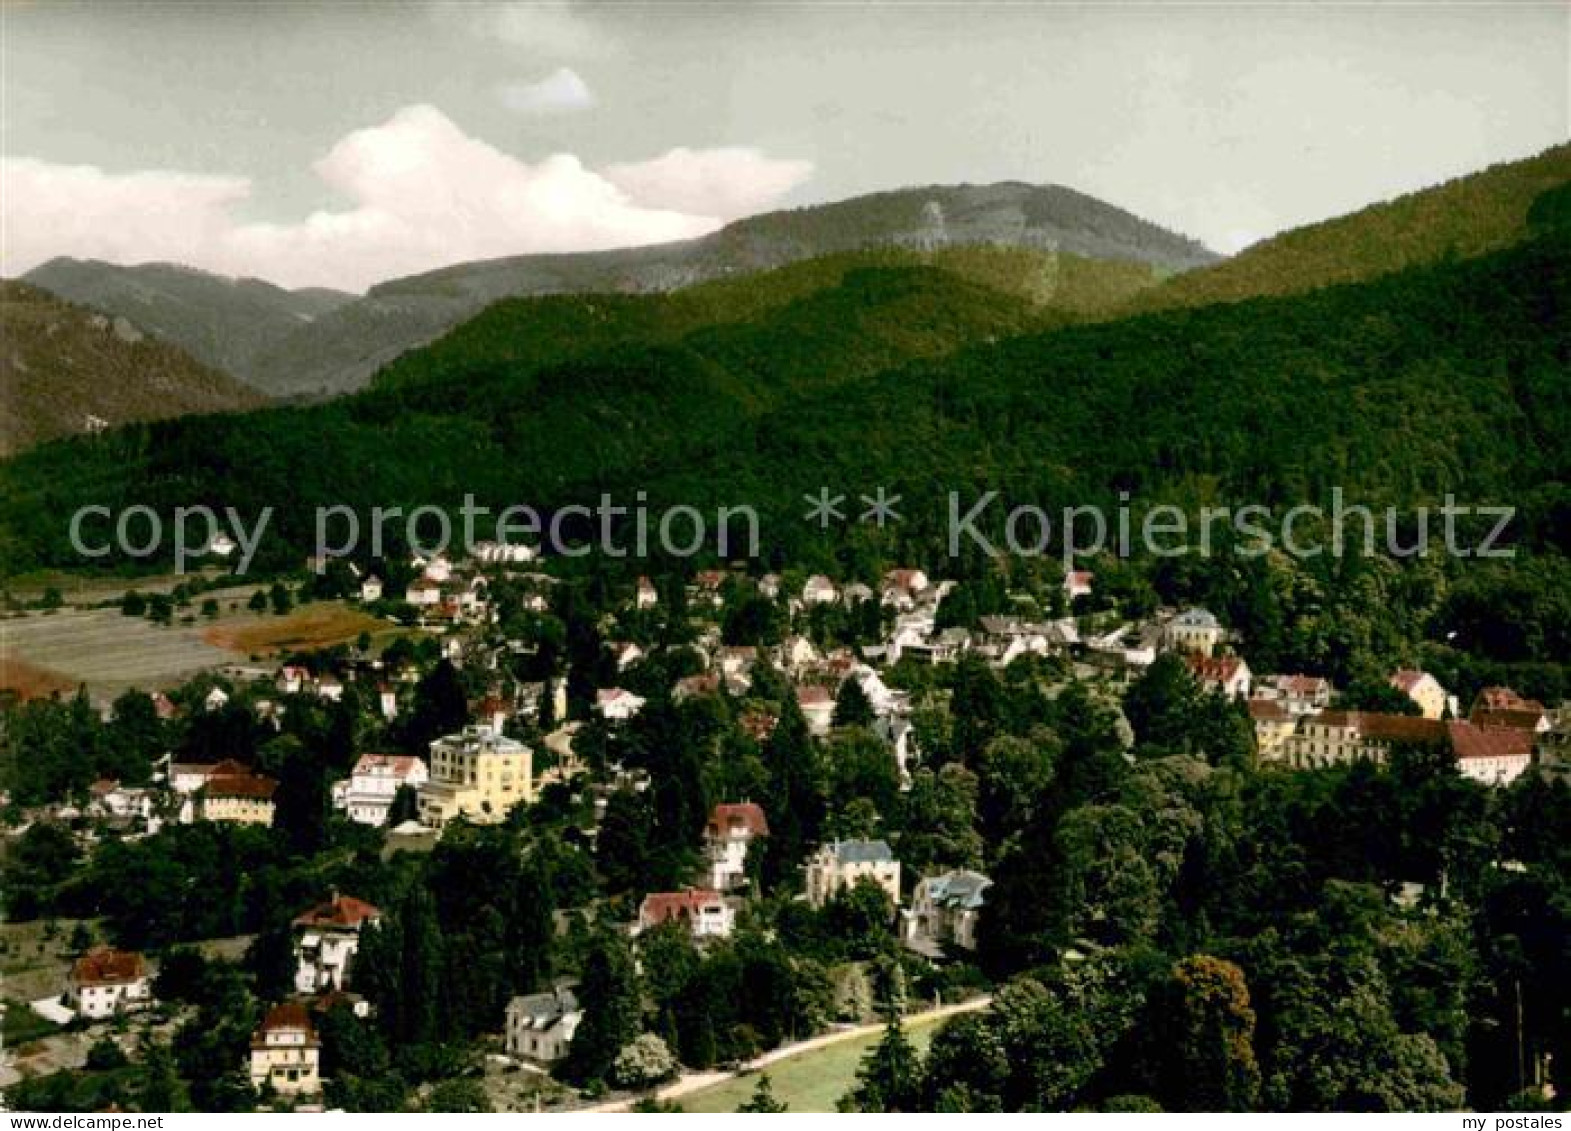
[0, 599, 391, 700]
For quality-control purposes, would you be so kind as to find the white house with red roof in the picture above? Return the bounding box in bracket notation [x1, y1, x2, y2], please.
[635, 575, 659, 609]
[596, 687, 646, 721]
[796, 684, 835, 736]
[704, 802, 769, 891]
[1448, 721, 1533, 785]
[1063, 570, 1095, 601]
[333, 753, 428, 826]
[1186, 653, 1253, 699]
[293, 893, 382, 995]
[636, 889, 734, 939]
[67, 948, 152, 1020]
[1253, 673, 1333, 716]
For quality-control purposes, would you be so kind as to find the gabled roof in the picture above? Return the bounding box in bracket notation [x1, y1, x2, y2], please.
[639, 889, 725, 925]
[922, 869, 992, 909]
[1314, 711, 1447, 745]
[1448, 721, 1533, 762]
[707, 802, 769, 839]
[1471, 708, 1547, 732]
[1269, 673, 1329, 696]
[352, 753, 423, 778]
[253, 1002, 319, 1046]
[72, 947, 145, 986]
[1248, 698, 1291, 723]
[825, 839, 895, 864]
[202, 767, 278, 800]
[1187, 654, 1246, 684]
[1474, 686, 1540, 712]
[509, 985, 579, 1027]
[293, 894, 381, 930]
[1389, 669, 1435, 693]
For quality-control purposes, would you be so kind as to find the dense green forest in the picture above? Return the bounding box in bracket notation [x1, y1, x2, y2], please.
[3, 229, 1568, 574]
[1139, 141, 1571, 312]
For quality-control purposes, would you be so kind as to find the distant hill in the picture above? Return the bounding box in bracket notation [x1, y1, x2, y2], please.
[20, 258, 356, 393]
[1140, 142, 1571, 312]
[0, 281, 266, 457]
[371, 244, 1162, 395]
[26, 182, 1215, 399]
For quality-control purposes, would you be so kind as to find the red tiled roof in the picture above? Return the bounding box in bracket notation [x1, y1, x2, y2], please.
[1470, 708, 1546, 732]
[1474, 686, 1540, 712]
[352, 753, 421, 777]
[72, 948, 145, 987]
[253, 1002, 319, 1047]
[88, 779, 119, 797]
[1273, 674, 1328, 696]
[294, 894, 382, 930]
[203, 769, 278, 800]
[796, 685, 833, 706]
[1448, 721, 1533, 763]
[1248, 699, 1290, 723]
[1316, 711, 1447, 745]
[640, 889, 724, 926]
[1187, 654, 1244, 684]
[707, 802, 769, 839]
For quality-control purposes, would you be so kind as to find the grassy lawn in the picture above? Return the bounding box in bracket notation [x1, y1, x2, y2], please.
[677, 1013, 949, 1113]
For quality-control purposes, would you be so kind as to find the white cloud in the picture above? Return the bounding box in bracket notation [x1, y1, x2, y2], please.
[1, 159, 252, 276]
[604, 146, 815, 222]
[1, 105, 814, 292]
[498, 67, 596, 114]
[447, 1, 611, 58]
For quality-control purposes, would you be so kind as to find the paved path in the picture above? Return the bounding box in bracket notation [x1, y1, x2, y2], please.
[576, 994, 993, 1113]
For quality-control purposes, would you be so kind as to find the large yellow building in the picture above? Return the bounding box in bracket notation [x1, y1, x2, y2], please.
[195, 762, 278, 826]
[1390, 669, 1448, 720]
[418, 723, 533, 829]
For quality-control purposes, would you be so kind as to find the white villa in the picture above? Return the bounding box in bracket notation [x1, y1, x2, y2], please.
[293, 894, 381, 995]
[333, 753, 428, 826]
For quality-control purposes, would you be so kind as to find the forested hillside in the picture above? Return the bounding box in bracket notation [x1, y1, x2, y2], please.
[0, 282, 266, 456]
[5, 229, 1564, 570]
[1140, 142, 1571, 311]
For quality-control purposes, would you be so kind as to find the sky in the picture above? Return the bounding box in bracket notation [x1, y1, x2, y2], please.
[2, 1, 1567, 292]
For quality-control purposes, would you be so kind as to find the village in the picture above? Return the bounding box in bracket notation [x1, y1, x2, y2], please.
[3, 544, 1568, 1111]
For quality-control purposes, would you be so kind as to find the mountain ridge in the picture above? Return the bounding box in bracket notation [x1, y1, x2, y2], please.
[23, 181, 1217, 400]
